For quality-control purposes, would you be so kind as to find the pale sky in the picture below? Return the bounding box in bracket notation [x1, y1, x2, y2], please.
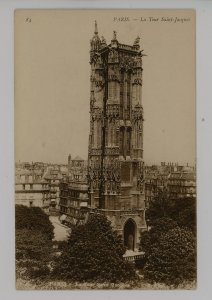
[15, 10, 195, 165]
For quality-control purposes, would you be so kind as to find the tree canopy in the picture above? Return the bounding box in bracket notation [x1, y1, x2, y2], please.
[140, 189, 196, 285]
[16, 205, 54, 280]
[146, 188, 196, 232]
[16, 205, 54, 240]
[143, 226, 196, 285]
[52, 213, 136, 283]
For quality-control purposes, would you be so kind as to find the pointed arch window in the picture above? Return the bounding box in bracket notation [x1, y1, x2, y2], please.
[119, 127, 125, 156]
[126, 127, 131, 156]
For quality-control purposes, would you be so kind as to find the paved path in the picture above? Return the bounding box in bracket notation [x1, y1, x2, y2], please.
[49, 216, 71, 242]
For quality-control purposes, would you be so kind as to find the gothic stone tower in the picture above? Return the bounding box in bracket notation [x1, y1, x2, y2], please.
[88, 22, 146, 251]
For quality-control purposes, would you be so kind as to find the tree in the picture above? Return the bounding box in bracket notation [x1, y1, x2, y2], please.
[140, 217, 178, 254]
[141, 188, 196, 285]
[143, 227, 196, 285]
[52, 213, 136, 283]
[16, 229, 53, 261]
[16, 205, 54, 240]
[146, 189, 196, 232]
[16, 205, 54, 280]
[169, 197, 196, 232]
[146, 188, 172, 226]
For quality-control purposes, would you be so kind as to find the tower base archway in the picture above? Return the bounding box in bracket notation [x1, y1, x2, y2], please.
[124, 219, 136, 251]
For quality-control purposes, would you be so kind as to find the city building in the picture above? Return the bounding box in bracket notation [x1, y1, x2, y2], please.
[168, 170, 196, 200]
[68, 155, 87, 181]
[60, 156, 89, 225]
[15, 162, 69, 214]
[144, 162, 196, 204]
[43, 165, 68, 212]
[144, 163, 172, 205]
[15, 167, 50, 213]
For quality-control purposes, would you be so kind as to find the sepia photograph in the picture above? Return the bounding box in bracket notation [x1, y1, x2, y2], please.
[14, 9, 196, 290]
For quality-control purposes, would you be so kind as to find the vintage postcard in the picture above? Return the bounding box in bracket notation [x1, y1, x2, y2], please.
[15, 9, 196, 290]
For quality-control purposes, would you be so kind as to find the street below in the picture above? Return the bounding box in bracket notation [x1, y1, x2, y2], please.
[49, 215, 71, 242]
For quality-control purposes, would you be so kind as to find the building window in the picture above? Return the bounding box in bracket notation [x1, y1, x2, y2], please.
[126, 128, 131, 156]
[22, 184, 25, 190]
[119, 127, 124, 156]
[29, 201, 33, 207]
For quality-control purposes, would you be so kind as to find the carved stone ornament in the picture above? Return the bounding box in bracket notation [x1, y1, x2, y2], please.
[134, 56, 142, 68]
[119, 55, 135, 71]
[132, 78, 142, 86]
[136, 161, 144, 191]
[133, 36, 140, 46]
[101, 36, 107, 46]
[91, 107, 102, 120]
[132, 105, 143, 120]
[108, 49, 119, 63]
[89, 148, 102, 156]
[90, 53, 103, 67]
[108, 74, 119, 82]
[106, 104, 119, 119]
[105, 147, 120, 156]
[95, 79, 104, 89]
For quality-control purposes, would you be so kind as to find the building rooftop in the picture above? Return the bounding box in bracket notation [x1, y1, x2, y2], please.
[73, 155, 84, 161]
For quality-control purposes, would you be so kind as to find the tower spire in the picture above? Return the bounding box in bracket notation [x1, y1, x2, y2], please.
[90, 20, 101, 51]
[94, 20, 98, 35]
